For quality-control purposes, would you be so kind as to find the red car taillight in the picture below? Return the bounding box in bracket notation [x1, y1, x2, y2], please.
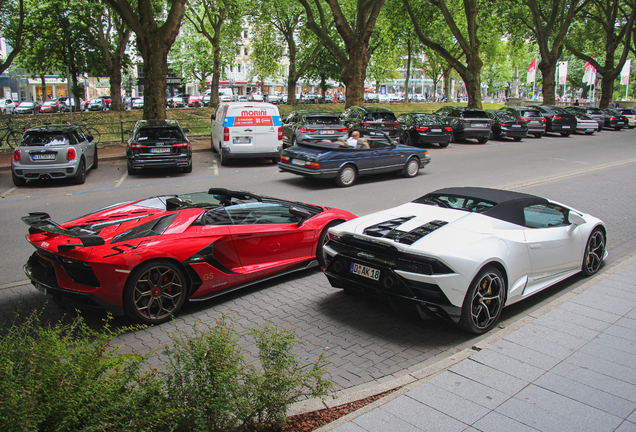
[521, 117, 528, 122]
[610, 116, 618, 120]
[306, 162, 321, 169]
[66, 147, 76, 161]
[337, 127, 348, 132]
[444, 126, 453, 132]
[416, 126, 429, 132]
[130, 143, 147, 149]
[540, 118, 547, 123]
[281, 155, 290, 163]
[173, 142, 190, 148]
[499, 123, 511, 127]
[224, 127, 230, 141]
[299, 127, 317, 133]
[13, 149, 20, 162]
[278, 126, 283, 141]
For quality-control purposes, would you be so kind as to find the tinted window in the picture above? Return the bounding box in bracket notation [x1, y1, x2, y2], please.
[363, 112, 397, 122]
[136, 127, 184, 141]
[304, 115, 340, 125]
[520, 110, 541, 118]
[225, 202, 299, 225]
[459, 110, 489, 119]
[414, 194, 495, 213]
[586, 108, 604, 114]
[524, 204, 569, 228]
[21, 132, 70, 146]
[414, 114, 443, 125]
[495, 112, 517, 121]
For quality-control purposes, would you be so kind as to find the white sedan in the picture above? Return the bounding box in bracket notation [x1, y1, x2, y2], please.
[322, 187, 607, 334]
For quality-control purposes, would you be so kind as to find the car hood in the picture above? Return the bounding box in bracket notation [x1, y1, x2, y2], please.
[330, 203, 498, 252]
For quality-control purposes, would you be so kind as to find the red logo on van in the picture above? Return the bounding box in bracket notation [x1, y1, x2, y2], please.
[241, 110, 267, 116]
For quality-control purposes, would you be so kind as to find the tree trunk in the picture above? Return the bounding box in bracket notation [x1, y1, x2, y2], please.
[341, 46, 369, 107]
[404, 40, 411, 103]
[599, 72, 619, 108]
[462, 57, 483, 109]
[538, 59, 556, 105]
[141, 41, 169, 120]
[41, 75, 47, 101]
[109, 65, 124, 111]
[210, 42, 221, 106]
[443, 66, 451, 101]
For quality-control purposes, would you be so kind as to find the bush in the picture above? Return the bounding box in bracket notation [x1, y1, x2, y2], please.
[0, 311, 177, 431]
[162, 313, 333, 432]
[0, 311, 332, 431]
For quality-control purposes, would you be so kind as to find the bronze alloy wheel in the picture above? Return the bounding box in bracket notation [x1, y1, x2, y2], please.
[124, 261, 187, 324]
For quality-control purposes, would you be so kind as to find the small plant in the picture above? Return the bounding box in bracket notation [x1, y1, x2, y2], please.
[162, 313, 333, 432]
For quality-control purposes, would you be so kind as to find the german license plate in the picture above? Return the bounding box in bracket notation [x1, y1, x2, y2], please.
[34, 282, 47, 295]
[234, 137, 251, 144]
[512, 125, 521, 128]
[351, 262, 380, 281]
[617, 122, 624, 124]
[291, 159, 305, 166]
[32, 154, 55, 160]
[151, 147, 170, 153]
[319, 130, 334, 134]
[472, 123, 486, 127]
[431, 128, 442, 132]
[562, 125, 570, 129]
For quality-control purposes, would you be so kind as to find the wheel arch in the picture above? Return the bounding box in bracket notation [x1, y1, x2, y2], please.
[472, 260, 509, 304]
[124, 257, 194, 299]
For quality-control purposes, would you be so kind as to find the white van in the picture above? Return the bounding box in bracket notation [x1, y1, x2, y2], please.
[211, 102, 283, 165]
[218, 88, 234, 102]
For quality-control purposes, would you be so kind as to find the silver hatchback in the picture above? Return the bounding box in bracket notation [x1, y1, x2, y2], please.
[11, 125, 98, 186]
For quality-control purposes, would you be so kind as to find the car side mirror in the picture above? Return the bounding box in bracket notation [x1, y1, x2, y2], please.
[211, 113, 216, 121]
[87, 134, 94, 142]
[290, 207, 311, 227]
[568, 212, 585, 226]
[183, 128, 190, 133]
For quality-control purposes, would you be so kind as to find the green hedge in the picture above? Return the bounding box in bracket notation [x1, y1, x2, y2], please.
[0, 311, 332, 432]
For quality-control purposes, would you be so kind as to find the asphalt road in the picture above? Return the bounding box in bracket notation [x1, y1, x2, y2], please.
[1, 129, 635, 392]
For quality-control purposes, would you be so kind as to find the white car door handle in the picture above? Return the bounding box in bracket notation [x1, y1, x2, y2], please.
[529, 244, 542, 249]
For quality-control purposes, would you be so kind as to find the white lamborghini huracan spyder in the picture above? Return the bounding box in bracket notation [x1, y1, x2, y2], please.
[322, 187, 607, 334]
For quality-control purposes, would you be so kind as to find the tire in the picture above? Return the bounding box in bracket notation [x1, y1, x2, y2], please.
[182, 163, 192, 173]
[403, 157, 420, 178]
[439, 140, 449, 148]
[614, 127, 621, 131]
[272, 155, 281, 164]
[585, 132, 594, 135]
[598, 126, 602, 132]
[7, 131, 21, 149]
[219, 146, 229, 166]
[74, 159, 86, 184]
[12, 171, 26, 186]
[477, 137, 488, 144]
[317, 220, 342, 268]
[123, 260, 188, 325]
[334, 164, 357, 187]
[458, 267, 505, 334]
[92, 147, 98, 169]
[450, 133, 456, 143]
[513, 137, 522, 142]
[403, 132, 413, 146]
[533, 134, 542, 138]
[86, 127, 100, 145]
[581, 228, 605, 276]
[127, 161, 138, 175]
[560, 132, 571, 137]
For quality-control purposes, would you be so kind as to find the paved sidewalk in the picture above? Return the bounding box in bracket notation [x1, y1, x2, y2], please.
[318, 256, 636, 432]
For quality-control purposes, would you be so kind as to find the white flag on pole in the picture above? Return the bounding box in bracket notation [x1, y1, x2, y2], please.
[620, 59, 631, 85]
[558, 61, 568, 85]
[583, 61, 596, 85]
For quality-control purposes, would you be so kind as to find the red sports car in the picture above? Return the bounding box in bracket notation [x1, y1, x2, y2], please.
[22, 188, 356, 324]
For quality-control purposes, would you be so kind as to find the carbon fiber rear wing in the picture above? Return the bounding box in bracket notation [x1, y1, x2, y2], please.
[22, 212, 105, 247]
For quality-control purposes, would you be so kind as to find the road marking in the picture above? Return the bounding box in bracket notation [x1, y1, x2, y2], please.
[213, 157, 219, 175]
[503, 157, 636, 190]
[115, 171, 128, 187]
[2, 186, 17, 197]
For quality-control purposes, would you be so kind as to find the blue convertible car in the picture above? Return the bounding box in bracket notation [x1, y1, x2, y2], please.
[278, 129, 431, 187]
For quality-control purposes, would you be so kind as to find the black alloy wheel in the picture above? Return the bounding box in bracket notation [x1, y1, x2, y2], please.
[459, 267, 505, 334]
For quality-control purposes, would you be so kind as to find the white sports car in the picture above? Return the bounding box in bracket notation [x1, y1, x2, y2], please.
[322, 187, 607, 334]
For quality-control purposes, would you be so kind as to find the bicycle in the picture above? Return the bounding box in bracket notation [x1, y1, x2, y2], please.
[66, 121, 101, 145]
[0, 116, 30, 149]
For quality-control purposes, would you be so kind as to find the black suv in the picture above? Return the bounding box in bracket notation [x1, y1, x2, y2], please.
[434, 106, 492, 143]
[528, 105, 577, 136]
[282, 111, 348, 147]
[126, 120, 192, 175]
[339, 106, 400, 140]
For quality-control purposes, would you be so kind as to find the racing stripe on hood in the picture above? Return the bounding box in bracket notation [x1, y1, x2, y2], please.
[364, 217, 448, 245]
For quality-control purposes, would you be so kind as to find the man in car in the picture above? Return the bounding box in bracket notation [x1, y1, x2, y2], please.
[345, 130, 370, 148]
